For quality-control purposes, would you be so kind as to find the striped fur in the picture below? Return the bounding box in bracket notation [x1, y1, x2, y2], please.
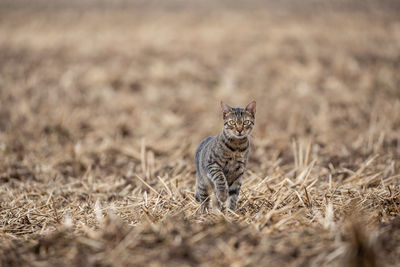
[195, 101, 256, 211]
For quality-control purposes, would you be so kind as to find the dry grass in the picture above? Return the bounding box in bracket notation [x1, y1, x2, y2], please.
[1, 1, 400, 266]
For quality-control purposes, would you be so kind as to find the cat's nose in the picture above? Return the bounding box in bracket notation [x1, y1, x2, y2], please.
[237, 126, 243, 133]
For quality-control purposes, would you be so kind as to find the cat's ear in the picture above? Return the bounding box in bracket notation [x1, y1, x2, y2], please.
[221, 101, 232, 117]
[246, 100, 256, 116]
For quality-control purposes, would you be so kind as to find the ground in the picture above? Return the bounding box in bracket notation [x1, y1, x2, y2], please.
[0, 1, 400, 266]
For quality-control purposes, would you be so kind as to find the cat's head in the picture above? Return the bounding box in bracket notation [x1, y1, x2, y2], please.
[221, 101, 256, 139]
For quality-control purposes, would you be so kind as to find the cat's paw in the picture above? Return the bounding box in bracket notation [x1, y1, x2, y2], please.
[200, 203, 209, 214]
[226, 196, 238, 211]
[227, 202, 237, 211]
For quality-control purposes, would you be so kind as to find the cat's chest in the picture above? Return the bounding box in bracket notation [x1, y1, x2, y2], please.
[222, 153, 246, 173]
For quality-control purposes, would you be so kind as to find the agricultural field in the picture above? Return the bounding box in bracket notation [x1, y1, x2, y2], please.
[1, 1, 400, 266]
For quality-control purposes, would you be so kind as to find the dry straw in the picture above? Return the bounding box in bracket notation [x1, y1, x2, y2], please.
[1, 2, 400, 266]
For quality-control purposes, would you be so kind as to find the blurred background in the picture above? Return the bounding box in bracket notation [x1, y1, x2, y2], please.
[1, 0, 400, 265]
[1, 0, 399, 158]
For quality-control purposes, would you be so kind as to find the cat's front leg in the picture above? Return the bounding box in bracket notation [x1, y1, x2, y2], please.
[206, 164, 228, 205]
[227, 178, 242, 211]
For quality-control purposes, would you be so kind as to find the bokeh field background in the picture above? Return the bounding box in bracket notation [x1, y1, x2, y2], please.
[1, 0, 400, 266]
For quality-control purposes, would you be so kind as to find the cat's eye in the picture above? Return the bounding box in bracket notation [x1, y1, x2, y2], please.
[229, 120, 236, 125]
[243, 120, 250, 125]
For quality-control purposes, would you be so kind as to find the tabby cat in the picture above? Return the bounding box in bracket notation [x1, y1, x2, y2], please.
[195, 101, 256, 211]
